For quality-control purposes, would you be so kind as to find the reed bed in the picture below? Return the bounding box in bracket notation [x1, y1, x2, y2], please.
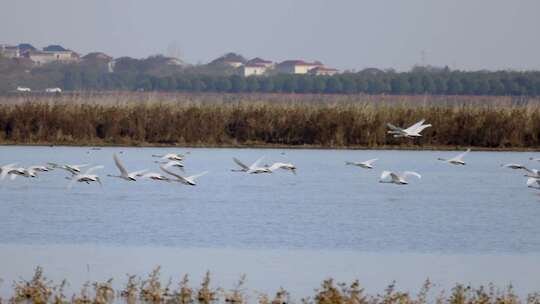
[2, 266, 538, 304]
[1, 93, 540, 149]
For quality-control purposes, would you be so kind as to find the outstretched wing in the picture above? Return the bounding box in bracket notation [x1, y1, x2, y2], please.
[85, 165, 104, 175]
[501, 163, 525, 170]
[233, 158, 249, 170]
[47, 162, 61, 169]
[527, 177, 540, 188]
[268, 162, 285, 172]
[160, 165, 189, 183]
[0, 163, 17, 180]
[386, 123, 404, 132]
[130, 169, 148, 178]
[403, 171, 422, 179]
[250, 156, 265, 170]
[405, 119, 426, 132]
[188, 171, 208, 181]
[363, 158, 378, 166]
[380, 170, 392, 180]
[113, 154, 128, 176]
[452, 148, 471, 161]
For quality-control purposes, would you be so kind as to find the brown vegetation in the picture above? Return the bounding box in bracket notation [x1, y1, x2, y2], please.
[1, 93, 540, 149]
[4, 266, 540, 304]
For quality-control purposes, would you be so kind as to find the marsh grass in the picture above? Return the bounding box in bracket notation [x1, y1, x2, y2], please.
[1, 93, 540, 149]
[5, 267, 540, 304]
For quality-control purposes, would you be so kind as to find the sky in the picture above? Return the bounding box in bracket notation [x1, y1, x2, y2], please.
[1, 0, 539, 71]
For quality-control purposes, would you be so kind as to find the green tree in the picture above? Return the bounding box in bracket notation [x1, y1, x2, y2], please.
[230, 75, 246, 92]
[325, 77, 343, 93]
[246, 76, 260, 92]
[391, 76, 410, 94]
[313, 77, 326, 93]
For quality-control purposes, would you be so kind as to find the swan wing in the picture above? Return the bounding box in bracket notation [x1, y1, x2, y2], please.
[404, 119, 425, 132]
[403, 171, 422, 179]
[160, 165, 188, 182]
[501, 163, 525, 169]
[250, 156, 265, 170]
[363, 158, 378, 165]
[527, 177, 540, 188]
[74, 164, 90, 169]
[386, 123, 404, 132]
[188, 171, 208, 181]
[268, 162, 285, 171]
[113, 154, 129, 176]
[380, 170, 393, 180]
[85, 165, 104, 175]
[413, 124, 432, 133]
[164, 161, 184, 168]
[0, 163, 17, 180]
[233, 158, 249, 170]
[451, 148, 471, 161]
[130, 169, 148, 178]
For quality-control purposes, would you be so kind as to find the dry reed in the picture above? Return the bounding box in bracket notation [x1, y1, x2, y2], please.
[4, 267, 540, 304]
[1, 93, 540, 149]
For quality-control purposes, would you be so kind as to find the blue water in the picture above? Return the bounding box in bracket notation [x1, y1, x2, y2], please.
[1, 146, 539, 253]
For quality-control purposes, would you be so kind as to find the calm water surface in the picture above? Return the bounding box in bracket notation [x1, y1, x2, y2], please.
[1, 146, 540, 297]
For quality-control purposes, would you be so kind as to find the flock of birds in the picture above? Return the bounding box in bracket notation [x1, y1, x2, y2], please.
[1, 119, 540, 189]
[0, 152, 298, 188]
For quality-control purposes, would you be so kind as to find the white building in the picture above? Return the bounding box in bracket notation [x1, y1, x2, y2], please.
[0, 45, 20, 58]
[241, 63, 268, 76]
[276, 60, 322, 74]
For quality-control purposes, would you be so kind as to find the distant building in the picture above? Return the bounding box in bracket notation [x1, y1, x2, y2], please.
[246, 57, 273, 68]
[0, 45, 20, 58]
[22, 49, 80, 65]
[17, 43, 36, 53]
[276, 60, 323, 74]
[222, 60, 243, 68]
[309, 66, 339, 76]
[210, 52, 246, 68]
[241, 63, 268, 76]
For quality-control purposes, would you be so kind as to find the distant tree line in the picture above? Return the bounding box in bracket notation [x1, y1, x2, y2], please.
[53, 68, 540, 96]
[2, 53, 540, 95]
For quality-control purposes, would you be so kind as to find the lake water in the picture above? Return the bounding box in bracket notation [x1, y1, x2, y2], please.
[1, 146, 540, 299]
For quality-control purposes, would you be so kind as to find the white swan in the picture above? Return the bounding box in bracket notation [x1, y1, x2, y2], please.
[527, 178, 540, 189]
[387, 119, 432, 138]
[160, 165, 207, 186]
[379, 170, 421, 185]
[139, 172, 170, 182]
[500, 164, 540, 178]
[232, 157, 271, 174]
[266, 162, 297, 174]
[438, 149, 471, 165]
[346, 158, 378, 169]
[47, 163, 90, 175]
[68, 165, 104, 187]
[152, 153, 184, 161]
[107, 153, 147, 181]
[154, 160, 184, 171]
[529, 157, 540, 162]
[0, 163, 20, 180]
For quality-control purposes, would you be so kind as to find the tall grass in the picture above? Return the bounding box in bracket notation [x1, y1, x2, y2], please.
[3, 266, 539, 304]
[1, 93, 540, 148]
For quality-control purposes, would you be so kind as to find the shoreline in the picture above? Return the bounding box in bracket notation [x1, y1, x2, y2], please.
[1, 142, 540, 152]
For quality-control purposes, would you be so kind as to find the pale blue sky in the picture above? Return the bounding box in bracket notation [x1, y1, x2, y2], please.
[1, 0, 539, 71]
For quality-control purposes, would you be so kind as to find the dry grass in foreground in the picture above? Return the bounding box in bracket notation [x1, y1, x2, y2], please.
[2, 100, 540, 149]
[2, 266, 540, 304]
